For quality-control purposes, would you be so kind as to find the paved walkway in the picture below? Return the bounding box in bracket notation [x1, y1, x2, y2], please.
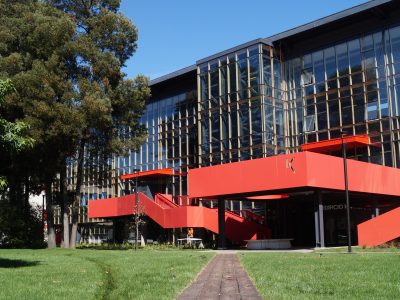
[177, 253, 262, 300]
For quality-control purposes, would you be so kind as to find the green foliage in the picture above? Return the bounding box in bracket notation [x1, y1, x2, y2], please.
[0, 79, 34, 152]
[0, 200, 45, 248]
[0, 177, 6, 190]
[0, 79, 14, 99]
[0, 119, 34, 151]
[0, 79, 34, 191]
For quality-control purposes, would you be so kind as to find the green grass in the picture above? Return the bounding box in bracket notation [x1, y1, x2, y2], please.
[0, 249, 213, 300]
[315, 246, 400, 253]
[240, 251, 400, 300]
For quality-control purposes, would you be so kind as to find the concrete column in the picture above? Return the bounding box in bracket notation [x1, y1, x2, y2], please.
[314, 191, 325, 248]
[374, 199, 380, 217]
[112, 218, 116, 243]
[375, 207, 380, 217]
[318, 191, 325, 248]
[314, 198, 320, 247]
[217, 198, 226, 249]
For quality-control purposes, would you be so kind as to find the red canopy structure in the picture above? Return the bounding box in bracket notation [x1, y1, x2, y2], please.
[120, 168, 184, 180]
[188, 151, 400, 198]
[300, 134, 372, 153]
[188, 151, 400, 248]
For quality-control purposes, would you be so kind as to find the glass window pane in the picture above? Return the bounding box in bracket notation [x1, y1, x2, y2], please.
[373, 32, 385, 67]
[349, 39, 362, 73]
[390, 26, 400, 62]
[336, 43, 349, 76]
[329, 100, 340, 128]
[249, 54, 260, 93]
[229, 61, 237, 93]
[239, 103, 249, 147]
[238, 59, 248, 99]
[367, 101, 379, 120]
[324, 47, 337, 80]
[313, 50, 324, 83]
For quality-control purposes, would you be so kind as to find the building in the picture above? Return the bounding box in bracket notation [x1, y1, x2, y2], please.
[70, 0, 400, 248]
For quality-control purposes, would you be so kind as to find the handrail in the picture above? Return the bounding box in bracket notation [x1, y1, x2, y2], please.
[155, 193, 178, 208]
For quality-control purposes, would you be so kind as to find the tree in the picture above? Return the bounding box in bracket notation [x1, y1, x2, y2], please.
[47, 0, 150, 248]
[0, 0, 149, 249]
[0, 0, 79, 248]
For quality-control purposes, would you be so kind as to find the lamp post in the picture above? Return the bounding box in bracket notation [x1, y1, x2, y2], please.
[132, 168, 140, 251]
[340, 131, 352, 253]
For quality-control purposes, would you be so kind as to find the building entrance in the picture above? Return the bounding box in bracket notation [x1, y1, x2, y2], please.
[265, 196, 315, 247]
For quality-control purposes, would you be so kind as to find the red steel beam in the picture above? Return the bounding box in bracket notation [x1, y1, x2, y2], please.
[300, 134, 371, 153]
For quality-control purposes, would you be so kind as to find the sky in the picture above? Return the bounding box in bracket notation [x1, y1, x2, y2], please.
[120, 0, 368, 81]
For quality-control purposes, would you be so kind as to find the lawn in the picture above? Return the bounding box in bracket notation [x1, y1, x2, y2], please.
[314, 245, 400, 253]
[0, 249, 213, 300]
[240, 249, 400, 300]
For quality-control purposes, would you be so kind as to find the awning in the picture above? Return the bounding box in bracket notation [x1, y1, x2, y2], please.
[300, 134, 372, 153]
[120, 168, 184, 180]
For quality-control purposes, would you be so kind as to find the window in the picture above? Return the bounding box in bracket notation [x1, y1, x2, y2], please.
[336, 43, 349, 76]
[349, 39, 362, 73]
[313, 51, 324, 83]
[324, 47, 337, 80]
[302, 68, 313, 85]
[389, 26, 400, 62]
[249, 54, 260, 96]
[367, 102, 379, 120]
[304, 115, 315, 132]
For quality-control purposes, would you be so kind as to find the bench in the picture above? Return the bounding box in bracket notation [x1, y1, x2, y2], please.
[246, 239, 293, 250]
[177, 238, 203, 248]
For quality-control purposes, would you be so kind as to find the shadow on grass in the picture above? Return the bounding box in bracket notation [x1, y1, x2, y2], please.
[0, 258, 40, 268]
[77, 245, 131, 251]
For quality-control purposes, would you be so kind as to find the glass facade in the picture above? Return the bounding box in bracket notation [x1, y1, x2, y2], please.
[67, 15, 400, 216]
[286, 25, 400, 167]
[198, 44, 285, 166]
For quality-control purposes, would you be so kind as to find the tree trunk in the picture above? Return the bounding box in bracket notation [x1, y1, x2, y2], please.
[60, 161, 70, 248]
[70, 207, 78, 248]
[45, 180, 56, 248]
[70, 139, 85, 248]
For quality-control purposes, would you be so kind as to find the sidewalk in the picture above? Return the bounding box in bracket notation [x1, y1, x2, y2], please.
[177, 253, 262, 300]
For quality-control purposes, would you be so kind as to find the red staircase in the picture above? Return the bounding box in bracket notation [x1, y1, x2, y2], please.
[357, 207, 400, 247]
[241, 209, 266, 225]
[89, 192, 270, 243]
[154, 194, 178, 208]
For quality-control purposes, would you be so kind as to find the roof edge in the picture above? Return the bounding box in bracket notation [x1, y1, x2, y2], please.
[196, 38, 271, 65]
[150, 64, 197, 86]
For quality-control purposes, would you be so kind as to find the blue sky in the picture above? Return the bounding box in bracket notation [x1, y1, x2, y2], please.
[120, 0, 367, 80]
